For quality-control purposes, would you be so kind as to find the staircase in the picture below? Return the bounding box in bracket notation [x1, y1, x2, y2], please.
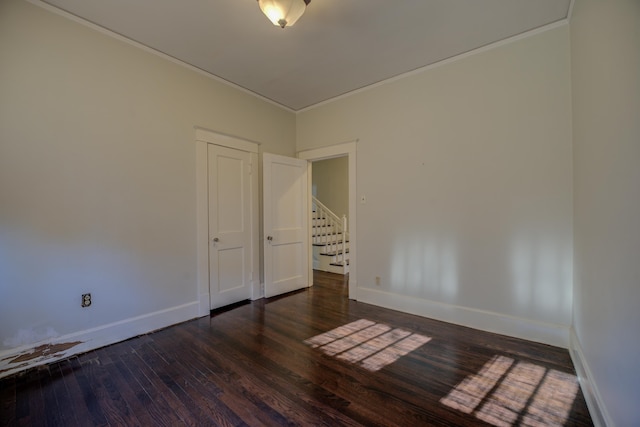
[312, 196, 349, 275]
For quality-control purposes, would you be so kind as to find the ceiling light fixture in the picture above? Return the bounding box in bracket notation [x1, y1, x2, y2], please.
[258, 0, 310, 29]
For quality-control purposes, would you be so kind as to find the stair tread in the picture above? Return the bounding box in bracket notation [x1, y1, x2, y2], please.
[319, 249, 350, 256]
[313, 240, 349, 246]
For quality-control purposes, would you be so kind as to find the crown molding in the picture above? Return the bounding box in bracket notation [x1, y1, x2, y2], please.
[297, 19, 569, 114]
[26, 0, 295, 114]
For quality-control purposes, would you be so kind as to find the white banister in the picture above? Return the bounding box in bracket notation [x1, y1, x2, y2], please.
[312, 196, 349, 265]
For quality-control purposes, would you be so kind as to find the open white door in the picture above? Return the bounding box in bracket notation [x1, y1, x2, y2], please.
[263, 153, 309, 298]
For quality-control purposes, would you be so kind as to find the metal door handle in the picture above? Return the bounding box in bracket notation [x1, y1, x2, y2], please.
[212, 237, 219, 242]
[267, 236, 273, 241]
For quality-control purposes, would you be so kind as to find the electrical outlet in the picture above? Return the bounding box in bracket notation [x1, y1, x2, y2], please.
[81, 293, 92, 307]
[375, 276, 381, 286]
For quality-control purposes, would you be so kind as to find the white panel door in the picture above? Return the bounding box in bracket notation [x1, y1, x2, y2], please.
[209, 145, 252, 309]
[263, 153, 309, 298]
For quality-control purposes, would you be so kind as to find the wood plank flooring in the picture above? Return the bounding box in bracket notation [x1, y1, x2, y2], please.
[1, 271, 593, 426]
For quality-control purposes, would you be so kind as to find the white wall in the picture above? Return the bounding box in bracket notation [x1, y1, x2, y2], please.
[0, 0, 295, 373]
[298, 26, 573, 346]
[312, 156, 349, 219]
[570, 1, 640, 426]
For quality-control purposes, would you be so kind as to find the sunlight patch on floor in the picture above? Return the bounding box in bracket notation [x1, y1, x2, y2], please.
[440, 355, 579, 426]
[304, 319, 431, 372]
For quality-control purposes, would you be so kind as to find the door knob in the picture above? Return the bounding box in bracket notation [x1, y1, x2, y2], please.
[267, 236, 273, 241]
[212, 237, 219, 242]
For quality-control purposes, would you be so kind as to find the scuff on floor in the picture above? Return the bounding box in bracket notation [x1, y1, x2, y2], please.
[8, 341, 82, 363]
[0, 341, 83, 377]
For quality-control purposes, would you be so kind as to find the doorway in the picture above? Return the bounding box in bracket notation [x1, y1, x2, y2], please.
[195, 129, 260, 316]
[196, 128, 314, 312]
[311, 156, 349, 275]
[298, 141, 357, 300]
[207, 144, 253, 309]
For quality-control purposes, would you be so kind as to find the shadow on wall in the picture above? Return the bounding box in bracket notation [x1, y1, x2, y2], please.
[510, 234, 572, 322]
[385, 231, 571, 323]
[390, 234, 459, 300]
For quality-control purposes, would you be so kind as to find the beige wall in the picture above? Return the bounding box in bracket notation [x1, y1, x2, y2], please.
[6, 4, 638, 423]
[0, 0, 295, 354]
[298, 26, 573, 346]
[312, 156, 349, 219]
[571, 1, 640, 425]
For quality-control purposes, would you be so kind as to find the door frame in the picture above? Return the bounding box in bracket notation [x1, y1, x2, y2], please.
[298, 140, 357, 300]
[195, 128, 260, 316]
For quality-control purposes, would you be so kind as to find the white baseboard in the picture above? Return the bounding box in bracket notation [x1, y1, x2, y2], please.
[198, 292, 210, 316]
[356, 287, 569, 347]
[569, 328, 613, 427]
[252, 281, 265, 300]
[0, 301, 199, 379]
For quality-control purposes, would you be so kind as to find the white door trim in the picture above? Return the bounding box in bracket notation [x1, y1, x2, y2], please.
[196, 129, 260, 316]
[298, 140, 358, 300]
[195, 127, 259, 153]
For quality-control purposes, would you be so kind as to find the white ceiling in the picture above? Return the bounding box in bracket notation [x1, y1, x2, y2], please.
[39, 0, 571, 111]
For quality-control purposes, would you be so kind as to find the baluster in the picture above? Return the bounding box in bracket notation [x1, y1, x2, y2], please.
[329, 216, 334, 253]
[323, 210, 327, 245]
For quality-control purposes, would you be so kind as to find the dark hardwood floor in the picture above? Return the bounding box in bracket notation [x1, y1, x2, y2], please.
[1, 271, 593, 426]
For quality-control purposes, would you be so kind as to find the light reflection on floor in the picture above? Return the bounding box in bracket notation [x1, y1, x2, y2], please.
[440, 355, 579, 426]
[304, 319, 431, 372]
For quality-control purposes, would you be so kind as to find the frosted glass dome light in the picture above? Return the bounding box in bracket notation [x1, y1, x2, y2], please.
[258, 0, 308, 28]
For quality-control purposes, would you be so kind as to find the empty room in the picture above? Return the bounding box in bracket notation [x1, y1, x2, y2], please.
[1, 0, 638, 425]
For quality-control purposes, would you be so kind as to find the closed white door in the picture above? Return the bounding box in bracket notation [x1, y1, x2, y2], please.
[209, 145, 252, 308]
[263, 153, 309, 298]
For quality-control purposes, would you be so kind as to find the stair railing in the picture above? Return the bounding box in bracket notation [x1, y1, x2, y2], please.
[312, 196, 349, 265]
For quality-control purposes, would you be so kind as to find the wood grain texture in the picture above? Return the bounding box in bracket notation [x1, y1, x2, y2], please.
[0, 271, 593, 426]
